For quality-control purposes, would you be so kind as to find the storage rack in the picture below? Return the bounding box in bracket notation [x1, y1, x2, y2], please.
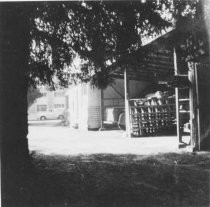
[130, 97, 176, 136]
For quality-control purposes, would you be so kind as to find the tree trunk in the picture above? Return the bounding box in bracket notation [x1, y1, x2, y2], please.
[0, 3, 31, 204]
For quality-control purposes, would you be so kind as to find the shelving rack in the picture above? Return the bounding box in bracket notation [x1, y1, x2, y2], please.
[130, 97, 176, 136]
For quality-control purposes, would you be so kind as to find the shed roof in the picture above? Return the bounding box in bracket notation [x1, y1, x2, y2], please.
[112, 32, 175, 82]
[112, 15, 209, 83]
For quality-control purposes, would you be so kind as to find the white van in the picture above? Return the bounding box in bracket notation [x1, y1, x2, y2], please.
[37, 108, 65, 120]
[28, 104, 65, 121]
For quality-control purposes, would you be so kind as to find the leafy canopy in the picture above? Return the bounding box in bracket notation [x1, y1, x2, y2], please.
[27, 87, 42, 108]
[28, 0, 208, 89]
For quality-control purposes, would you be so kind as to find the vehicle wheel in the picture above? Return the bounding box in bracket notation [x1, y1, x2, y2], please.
[40, 116, 46, 120]
[58, 115, 64, 120]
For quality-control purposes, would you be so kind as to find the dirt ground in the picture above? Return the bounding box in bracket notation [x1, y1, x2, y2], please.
[28, 122, 190, 155]
[3, 121, 209, 207]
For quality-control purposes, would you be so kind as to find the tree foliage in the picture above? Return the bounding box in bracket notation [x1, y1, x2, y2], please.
[27, 87, 42, 108]
[165, 0, 209, 62]
[27, 0, 208, 89]
[29, 1, 172, 89]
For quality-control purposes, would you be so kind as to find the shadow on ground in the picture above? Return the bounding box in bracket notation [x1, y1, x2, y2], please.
[2, 152, 210, 207]
[28, 120, 68, 127]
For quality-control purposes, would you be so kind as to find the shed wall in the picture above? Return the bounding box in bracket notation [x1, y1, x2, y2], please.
[197, 63, 210, 149]
[87, 85, 101, 129]
[67, 84, 89, 129]
[67, 79, 152, 130]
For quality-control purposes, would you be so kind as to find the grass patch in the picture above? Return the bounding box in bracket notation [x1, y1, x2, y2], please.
[2, 152, 210, 207]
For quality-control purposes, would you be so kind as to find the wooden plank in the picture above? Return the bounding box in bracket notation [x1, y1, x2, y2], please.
[188, 63, 196, 150]
[146, 64, 174, 70]
[112, 61, 174, 74]
[195, 63, 201, 150]
[124, 68, 131, 137]
[174, 47, 182, 144]
[130, 117, 175, 122]
[112, 73, 156, 82]
[179, 99, 190, 101]
[130, 111, 176, 114]
[99, 89, 105, 130]
[130, 104, 175, 108]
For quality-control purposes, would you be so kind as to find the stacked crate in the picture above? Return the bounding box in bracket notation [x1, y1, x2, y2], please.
[130, 96, 176, 136]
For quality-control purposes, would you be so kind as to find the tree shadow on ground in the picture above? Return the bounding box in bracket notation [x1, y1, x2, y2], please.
[2, 152, 210, 207]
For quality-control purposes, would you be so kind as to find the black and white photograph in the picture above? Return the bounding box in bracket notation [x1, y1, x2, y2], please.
[1, 0, 210, 206]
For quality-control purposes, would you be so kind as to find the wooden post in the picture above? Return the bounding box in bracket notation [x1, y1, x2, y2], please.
[124, 68, 131, 137]
[195, 62, 210, 151]
[173, 47, 182, 144]
[188, 62, 196, 150]
[195, 63, 201, 150]
[99, 88, 105, 130]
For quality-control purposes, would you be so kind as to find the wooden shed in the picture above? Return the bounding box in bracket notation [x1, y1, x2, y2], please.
[67, 23, 209, 151]
[121, 28, 210, 151]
